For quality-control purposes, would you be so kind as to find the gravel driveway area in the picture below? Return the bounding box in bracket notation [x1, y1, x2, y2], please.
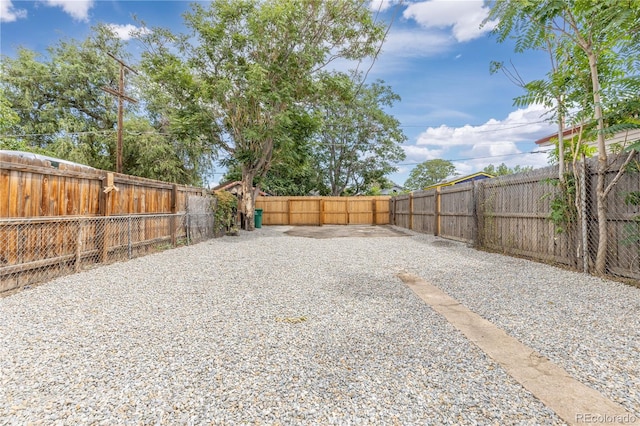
[1, 225, 638, 424]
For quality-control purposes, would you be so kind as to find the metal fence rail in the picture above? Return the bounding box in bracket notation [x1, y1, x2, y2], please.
[0, 213, 215, 294]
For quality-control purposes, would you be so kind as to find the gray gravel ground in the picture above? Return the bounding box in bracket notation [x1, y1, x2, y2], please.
[1, 225, 638, 425]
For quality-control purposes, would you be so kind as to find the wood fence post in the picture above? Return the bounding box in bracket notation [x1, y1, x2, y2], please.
[345, 199, 350, 225]
[75, 219, 83, 272]
[288, 199, 292, 225]
[434, 187, 441, 236]
[170, 184, 177, 246]
[319, 198, 323, 226]
[471, 182, 478, 246]
[98, 172, 112, 263]
[409, 193, 413, 230]
[372, 198, 377, 225]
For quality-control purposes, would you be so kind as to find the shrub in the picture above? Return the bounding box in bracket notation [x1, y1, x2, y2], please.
[213, 190, 238, 235]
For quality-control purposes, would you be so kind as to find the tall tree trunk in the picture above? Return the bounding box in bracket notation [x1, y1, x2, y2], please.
[588, 51, 608, 275]
[240, 169, 256, 231]
[557, 98, 565, 182]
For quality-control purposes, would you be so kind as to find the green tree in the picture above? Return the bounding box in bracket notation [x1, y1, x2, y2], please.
[483, 163, 534, 176]
[222, 110, 321, 196]
[404, 159, 455, 191]
[312, 72, 406, 196]
[1, 25, 123, 163]
[139, 0, 386, 229]
[487, 0, 640, 275]
[1, 25, 208, 184]
[0, 90, 26, 151]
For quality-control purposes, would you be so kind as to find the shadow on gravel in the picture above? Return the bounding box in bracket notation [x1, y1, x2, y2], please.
[284, 225, 411, 239]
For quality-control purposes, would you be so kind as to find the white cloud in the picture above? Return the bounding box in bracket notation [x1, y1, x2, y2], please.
[381, 28, 453, 57]
[400, 104, 556, 174]
[1, 0, 27, 22]
[369, 0, 395, 12]
[403, 0, 498, 43]
[403, 145, 446, 163]
[415, 104, 555, 147]
[42, 0, 94, 22]
[106, 23, 150, 41]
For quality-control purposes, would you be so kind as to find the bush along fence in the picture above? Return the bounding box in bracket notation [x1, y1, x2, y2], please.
[0, 152, 223, 293]
[390, 153, 640, 284]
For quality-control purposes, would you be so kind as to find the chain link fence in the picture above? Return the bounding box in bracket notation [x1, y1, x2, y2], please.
[0, 212, 215, 294]
[391, 153, 640, 284]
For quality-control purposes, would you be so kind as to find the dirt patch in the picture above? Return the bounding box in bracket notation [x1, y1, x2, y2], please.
[284, 225, 411, 239]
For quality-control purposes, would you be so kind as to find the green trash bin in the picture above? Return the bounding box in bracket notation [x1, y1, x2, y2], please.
[254, 208, 263, 228]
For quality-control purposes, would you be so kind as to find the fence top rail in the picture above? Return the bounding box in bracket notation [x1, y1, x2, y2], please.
[1, 153, 211, 195]
[0, 159, 103, 180]
[440, 183, 474, 194]
[256, 196, 391, 201]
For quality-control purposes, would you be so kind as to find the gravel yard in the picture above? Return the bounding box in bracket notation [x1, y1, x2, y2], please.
[1, 225, 638, 424]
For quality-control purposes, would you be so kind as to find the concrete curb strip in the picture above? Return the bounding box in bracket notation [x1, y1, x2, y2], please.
[398, 272, 633, 426]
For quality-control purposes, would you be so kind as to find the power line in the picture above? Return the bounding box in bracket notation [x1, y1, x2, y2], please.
[399, 120, 550, 129]
[0, 129, 174, 138]
[397, 150, 552, 166]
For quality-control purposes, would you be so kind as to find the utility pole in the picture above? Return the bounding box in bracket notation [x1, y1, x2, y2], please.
[102, 52, 137, 174]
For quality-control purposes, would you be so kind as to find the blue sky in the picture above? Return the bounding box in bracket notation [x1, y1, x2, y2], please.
[1, 0, 559, 186]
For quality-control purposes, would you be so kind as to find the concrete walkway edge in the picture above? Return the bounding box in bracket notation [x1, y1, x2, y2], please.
[398, 272, 634, 426]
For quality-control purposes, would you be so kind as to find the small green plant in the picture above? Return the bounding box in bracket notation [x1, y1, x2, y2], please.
[541, 174, 577, 234]
[213, 190, 238, 236]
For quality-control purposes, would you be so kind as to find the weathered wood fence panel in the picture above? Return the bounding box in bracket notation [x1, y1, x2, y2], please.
[0, 153, 214, 293]
[478, 168, 577, 267]
[391, 156, 640, 283]
[255, 196, 390, 226]
[439, 184, 475, 243]
[0, 152, 210, 218]
[409, 191, 435, 234]
[587, 155, 640, 279]
[390, 194, 411, 229]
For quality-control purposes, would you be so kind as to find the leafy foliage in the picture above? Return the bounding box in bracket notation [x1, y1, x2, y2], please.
[482, 163, 534, 176]
[487, 0, 640, 274]
[0, 25, 205, 184]
[138, 0, 387, 228]
[312, 72, 406, 195]
[213, 190, 238, 235]
[1, 25, 123, 158]
[404, 159, 455, 191]
[542, 175, 577, 234]
[0, 90, 27, 151]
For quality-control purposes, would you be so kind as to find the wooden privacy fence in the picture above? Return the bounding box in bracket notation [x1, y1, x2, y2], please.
[0, 152, 215, 293]
[0, 152, 209, 218]
[391, 156, 640, 283]
[255, 196, 390, 226]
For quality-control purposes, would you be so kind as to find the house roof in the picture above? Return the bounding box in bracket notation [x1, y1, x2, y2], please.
[535, 128, 580, 146]
[424, 172, 494, 190]
[535, 126, 640, 149]
[212, 180, 270, 196]
[212, 180, 241, 192]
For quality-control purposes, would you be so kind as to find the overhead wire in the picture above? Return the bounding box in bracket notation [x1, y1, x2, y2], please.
[397, 149, 553, 166]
